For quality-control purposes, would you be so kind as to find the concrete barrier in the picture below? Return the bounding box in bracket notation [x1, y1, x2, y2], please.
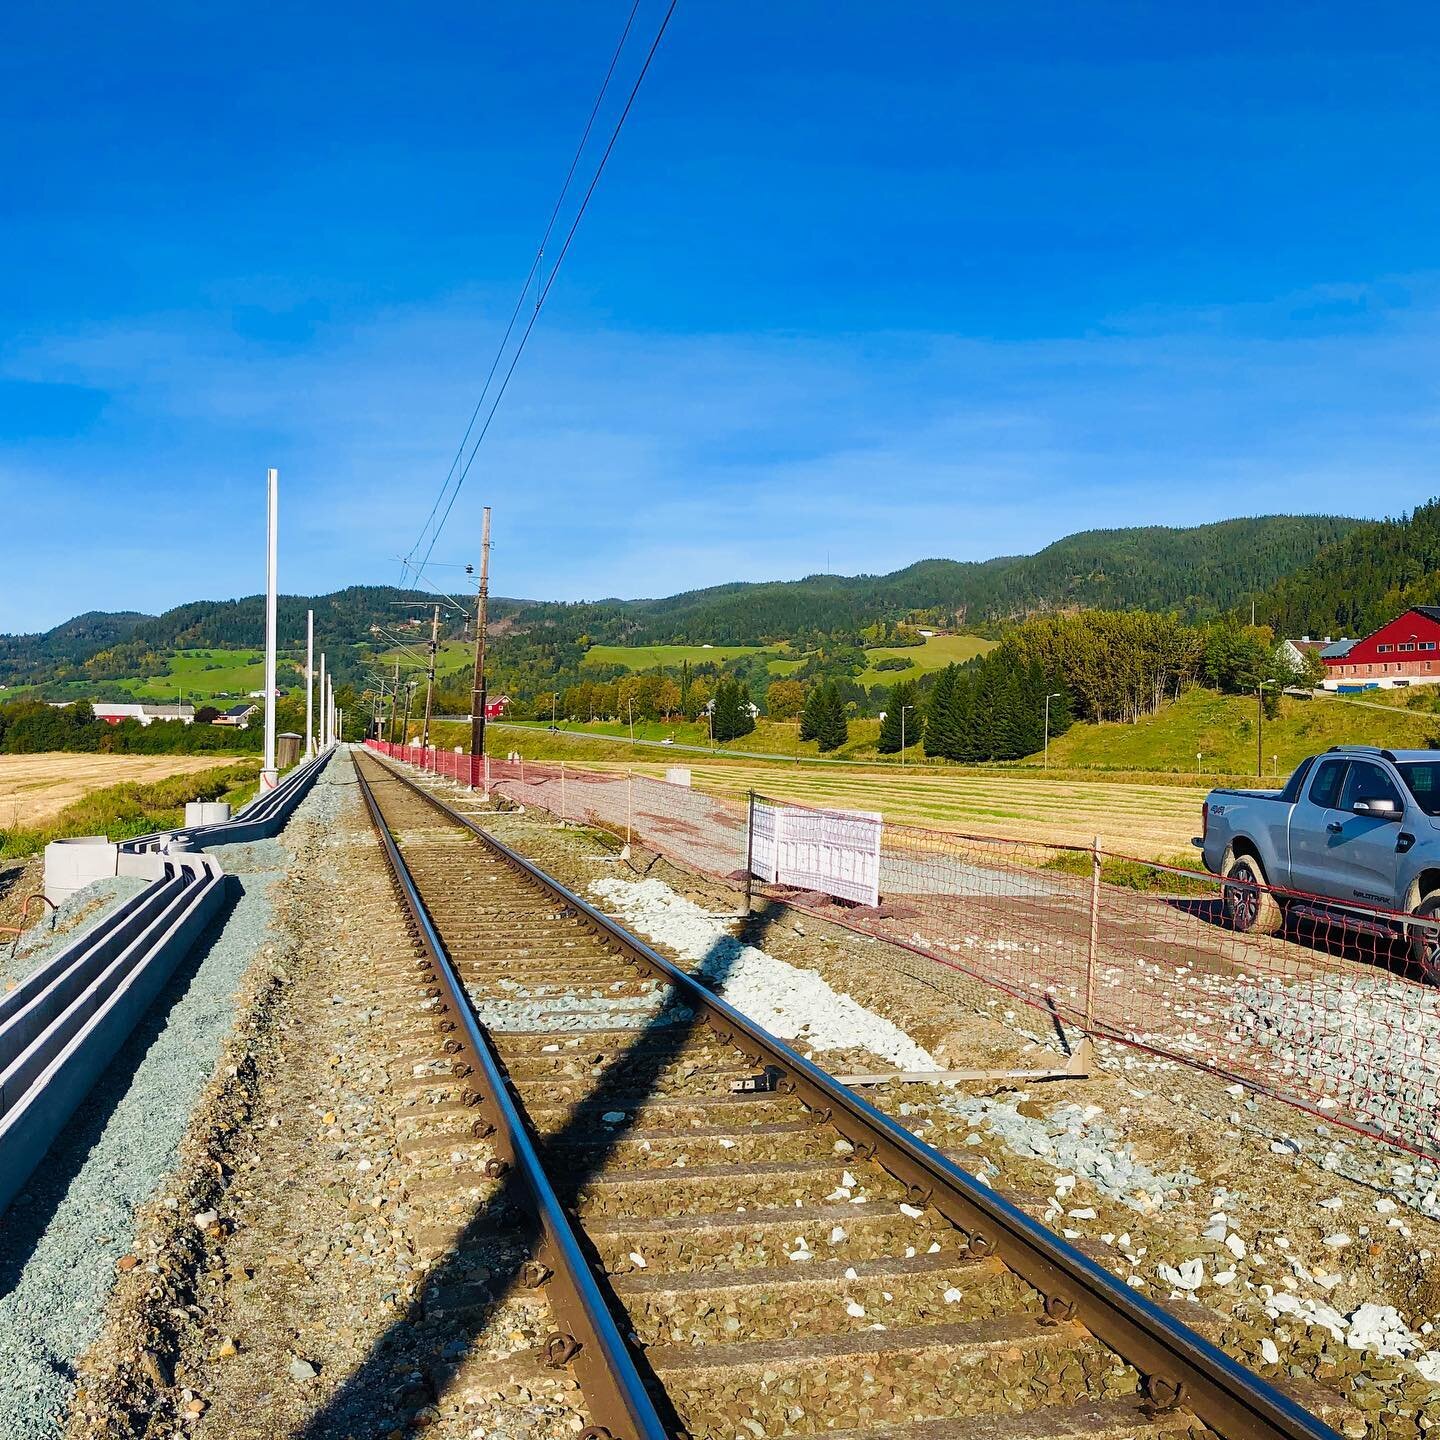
[0, 746, 336, 1218]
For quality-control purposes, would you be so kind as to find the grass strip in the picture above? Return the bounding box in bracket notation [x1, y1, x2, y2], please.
[0, 761, 260, 860]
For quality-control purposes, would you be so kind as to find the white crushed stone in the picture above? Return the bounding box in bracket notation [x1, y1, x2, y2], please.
[1229, 973, 1440, 1152]
[927, 1094, 1198, 1212]
[588, 877, 935, 1070]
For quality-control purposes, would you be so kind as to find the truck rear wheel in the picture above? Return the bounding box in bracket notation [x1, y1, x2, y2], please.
[1407, 893, 1440, 984]
[1222, 853, 1283, 936]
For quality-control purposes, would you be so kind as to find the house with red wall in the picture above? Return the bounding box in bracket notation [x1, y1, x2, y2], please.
[1322, 606, 1440, 689]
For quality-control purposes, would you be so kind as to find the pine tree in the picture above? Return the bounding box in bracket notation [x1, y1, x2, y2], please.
[712, 678, 749, 743]
[736, 683, 756, 738]
[877, 679, 922, 754]
[816, 682, 848, 752]
[924, 665, 959, 759]
[799, 683, 823, 742]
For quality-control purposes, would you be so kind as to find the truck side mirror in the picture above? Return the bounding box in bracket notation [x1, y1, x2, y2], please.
[1353, 798, 1401, 819]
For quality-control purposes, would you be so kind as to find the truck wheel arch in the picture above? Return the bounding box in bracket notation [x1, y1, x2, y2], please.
[1405, 870, 1440, 913]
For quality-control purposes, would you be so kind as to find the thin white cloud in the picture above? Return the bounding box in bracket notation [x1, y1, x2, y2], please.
[4, 274, 1440, 628]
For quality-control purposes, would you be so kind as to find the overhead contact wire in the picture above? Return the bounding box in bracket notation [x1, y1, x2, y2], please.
[419, 0, 679, 565]
[405, 0, 647, 579]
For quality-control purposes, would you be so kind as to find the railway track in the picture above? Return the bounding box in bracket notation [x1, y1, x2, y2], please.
[352, 748, 1344, 1440]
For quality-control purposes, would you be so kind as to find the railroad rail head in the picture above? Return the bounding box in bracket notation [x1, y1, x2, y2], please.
[354, 750, 1345, 1440]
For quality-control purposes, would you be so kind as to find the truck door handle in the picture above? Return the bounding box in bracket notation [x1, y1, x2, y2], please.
[1326, 821, 1342, 834]
[1398, 832, 1417, 854]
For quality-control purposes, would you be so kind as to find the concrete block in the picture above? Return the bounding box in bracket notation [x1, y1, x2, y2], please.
[44, 836, 118, 906]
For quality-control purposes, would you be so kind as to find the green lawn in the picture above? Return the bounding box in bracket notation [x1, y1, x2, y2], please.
[378, 640, 474, 679]
[857, 633, 997, 688]
[1044, 687, 1439, 777]
[581, 643, 773, 671]
[121, 649, 273, 701]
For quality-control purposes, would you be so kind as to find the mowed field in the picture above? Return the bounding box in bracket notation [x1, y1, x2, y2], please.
[581, 643, 770, 671]
[122, 648, 268, 700]
[631, 759, 1202, 859]
[0, 753, 233, 827]
[854, 633, 996, 686]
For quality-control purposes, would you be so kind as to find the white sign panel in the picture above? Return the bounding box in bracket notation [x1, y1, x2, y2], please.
[750, 801, 882, 907]
[751, 800, 781, 883]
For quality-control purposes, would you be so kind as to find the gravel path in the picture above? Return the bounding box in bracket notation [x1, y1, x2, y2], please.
[0, 811, 311, 1433]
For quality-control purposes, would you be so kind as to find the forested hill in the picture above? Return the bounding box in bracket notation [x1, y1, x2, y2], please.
[1258, 498, 1440, 639]
[554, 513, 1364, 644]
[1, 512, 1364, 685]
[0, 611, 151, 677]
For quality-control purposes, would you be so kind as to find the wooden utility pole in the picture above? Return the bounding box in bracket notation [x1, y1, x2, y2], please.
[400, 680, 415, 748]
[469, 506, 492, 764]
[420, 604, 440, 750]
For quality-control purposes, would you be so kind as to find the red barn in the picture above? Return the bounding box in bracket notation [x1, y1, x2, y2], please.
[1324, 606, 1440, 688]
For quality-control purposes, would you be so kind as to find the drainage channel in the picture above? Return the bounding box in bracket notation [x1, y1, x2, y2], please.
[0, 746, 334, 1219]
[354, 748, 1348, 1440]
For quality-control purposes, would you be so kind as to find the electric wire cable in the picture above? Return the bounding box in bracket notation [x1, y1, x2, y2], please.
[404, 0, 648, 579]
[403, 1, 676, 584]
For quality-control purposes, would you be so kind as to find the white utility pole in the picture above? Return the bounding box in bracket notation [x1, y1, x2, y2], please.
[305, 609, 315, 757]
[319, 653, 327, 747]
[261, 468, 279, 790]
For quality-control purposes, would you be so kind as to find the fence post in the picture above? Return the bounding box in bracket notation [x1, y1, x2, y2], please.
[483, 753, 491, 799]
[560, 761, 567, 823]
[1086, 834, 1101, 1034]
[743, 790, 756, 916]
[624, 769, 634, 858]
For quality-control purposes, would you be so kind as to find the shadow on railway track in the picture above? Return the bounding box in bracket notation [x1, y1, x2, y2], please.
[0, 887, 240, 1307]
[291, 889, 793, 1440]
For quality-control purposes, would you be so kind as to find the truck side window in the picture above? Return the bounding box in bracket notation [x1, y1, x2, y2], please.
[1340, 762, 1403, 812]
[1309, 758, 1348, 809]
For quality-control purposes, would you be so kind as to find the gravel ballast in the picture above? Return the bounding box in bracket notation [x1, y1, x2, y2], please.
[0, 828, 301, 1433]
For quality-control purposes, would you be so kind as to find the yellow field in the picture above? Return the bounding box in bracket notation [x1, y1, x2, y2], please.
[0, 753, 233, 828]
[629, 760, 1203, 859]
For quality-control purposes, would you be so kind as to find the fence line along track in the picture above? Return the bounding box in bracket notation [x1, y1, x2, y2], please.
[352, 749, 1344, 1440]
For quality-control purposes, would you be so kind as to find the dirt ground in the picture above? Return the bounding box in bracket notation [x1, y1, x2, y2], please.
[0, 753, 233, 828]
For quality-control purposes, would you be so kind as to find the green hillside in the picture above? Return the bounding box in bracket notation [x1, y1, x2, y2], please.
[4, 513, 1364, 696]
[855, 634, 995, 686]
[581, 643, 771, 670]
[1042, 688, 1437, 777]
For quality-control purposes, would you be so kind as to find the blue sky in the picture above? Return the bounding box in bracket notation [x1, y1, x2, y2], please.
[3, 2, 1439, 631]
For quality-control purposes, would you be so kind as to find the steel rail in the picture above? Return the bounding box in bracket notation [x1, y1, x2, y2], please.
[352, 757, 671, 1440]
[361, 751, 1344, 1440]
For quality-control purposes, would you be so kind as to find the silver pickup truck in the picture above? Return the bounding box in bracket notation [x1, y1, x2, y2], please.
[1196, 745, 1440, 977]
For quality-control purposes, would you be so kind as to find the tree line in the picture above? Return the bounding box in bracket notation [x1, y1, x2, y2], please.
[0, 700, 261, 756]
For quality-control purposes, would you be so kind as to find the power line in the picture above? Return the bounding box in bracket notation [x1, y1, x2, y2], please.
[404, 0, 648, 578]
[406, 0, 679, 581]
